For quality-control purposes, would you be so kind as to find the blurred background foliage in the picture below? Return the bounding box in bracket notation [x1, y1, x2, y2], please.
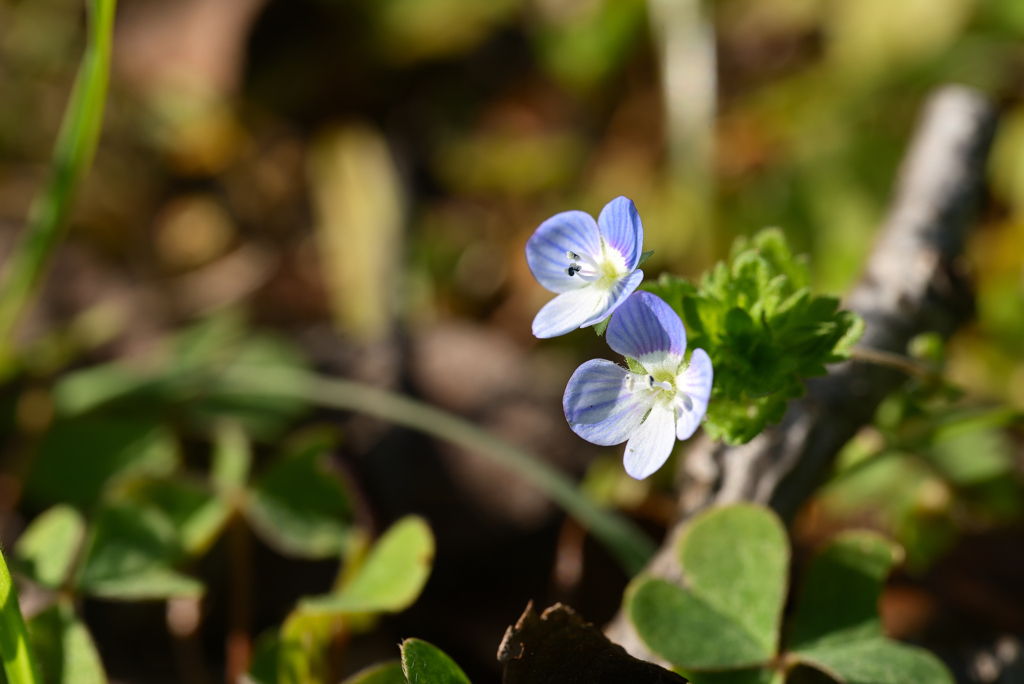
[0, 0, 1023, 681]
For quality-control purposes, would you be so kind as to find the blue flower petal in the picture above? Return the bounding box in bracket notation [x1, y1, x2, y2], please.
[623, 403, 676, 480]
[532, 286, 606, 338]
[606, 291, 687, 366]
[597, 197, 643, 270]
[526, 210, 601, 294]
[577, 269, 644, 329]
[563, 359, 656, 446]
[676, 348, 713, 440]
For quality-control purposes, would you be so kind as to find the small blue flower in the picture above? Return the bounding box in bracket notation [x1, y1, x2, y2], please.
[563, 291, 713, 480]
[525, 196, 645, 338]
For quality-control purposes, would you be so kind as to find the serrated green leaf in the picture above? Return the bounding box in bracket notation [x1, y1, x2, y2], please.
[341, 661, 405, 684]
[788, 531, 901, 651]
[132, 478, 231, 556]
[300, 516, 434, 616]
[15, 505, 85, 589]
[26, 418, 178, 509]
[593, 317, 610, 336]
[76, 503, 203, 599]
[679, 504, 788, 657]
[401, 639, 471, 684]
[245, 440, 352, 559]
[795, 639, 953, 684]
[658, 228, 861, 444]
[29, 601, 107, 684]
[627, 577, 769, 669]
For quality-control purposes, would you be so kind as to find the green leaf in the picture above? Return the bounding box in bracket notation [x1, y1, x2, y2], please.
[211, 419, 252, 492]
[26, 418, 178, 509]
[636, 250, 655, 268]
[244, 439, 352, 559]
[401, 639, 471, 684]
[788, 531, 901, 651]
[132, 479, 231, 556]
[246, 630, 281, 684]
[593, 317, 610, 337]
[341, 661, 405, 684]
[795, 639, 953, 684]
[626, 577, 769, 669]
[679, 504, 789, 657]
[687, 669, 780, 684]
[626, 357, 647, 375]
[76, 503, 203, 600]
[29, 602, 106, 684]
[650, 229, 862, 445]
[14, 506, 85, 589]
[300, 516, 434, 615]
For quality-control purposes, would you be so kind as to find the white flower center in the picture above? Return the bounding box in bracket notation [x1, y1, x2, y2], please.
[626, 368, 695, 423]
[564, 241, 629, 287]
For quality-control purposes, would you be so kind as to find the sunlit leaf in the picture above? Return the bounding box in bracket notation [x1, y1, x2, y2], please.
[14, 505, 85, 589]
[29, 601, 107, 684]
[300, 516, 434, 615]
[340, 661, 405, 684]
[401, 639, 471, 684]
[795, 638, 953, 684]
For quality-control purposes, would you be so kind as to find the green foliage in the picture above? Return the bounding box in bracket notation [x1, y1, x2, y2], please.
[28, 602, 106, 684]
[245, 436, 353, 560]
[820, 387, 1023, 570]
[645, 229, 864, 444]
[14, 506, 85, 589]
[340, 662, 405, 684]
[628, 505, 788, 669]
[401, 639, 472, 684]
[625, 504, 953, 684]
[25, 418, 178, 509]
[300, 516, 435, 615]
[132, 479, 230, 556]
[75, 503, 202, 600]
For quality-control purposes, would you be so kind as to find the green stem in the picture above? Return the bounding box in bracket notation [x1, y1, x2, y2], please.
[0, 548, 42, 684]
[0, 0, 118, 355]
[218, 366, 656, 574]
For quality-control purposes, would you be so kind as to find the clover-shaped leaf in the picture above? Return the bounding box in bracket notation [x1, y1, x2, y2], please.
[244, 438, 352, 559]
[340, 661, 406, 684]
[75, 502, 203, 600]
[299, 516, 434, 616]
[787, 532, 953, 684]
[401, 639, 471, 684]
[29, 601, 107, 684]
[15, 505, 86, 589]
[627, 504, 788, 672]
[627, 504, 954, 684]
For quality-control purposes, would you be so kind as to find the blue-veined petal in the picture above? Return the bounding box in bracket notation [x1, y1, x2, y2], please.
[577, 269, 644, 329]
[526, 210, 601, 294]
[563, 359, 656, 445]
[623, 402, 676, 480]
[606, 291, 686, 369]
[532, 286, 607, 338]
[675, 349, 713, 440]
[597, 197, 643, 270]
